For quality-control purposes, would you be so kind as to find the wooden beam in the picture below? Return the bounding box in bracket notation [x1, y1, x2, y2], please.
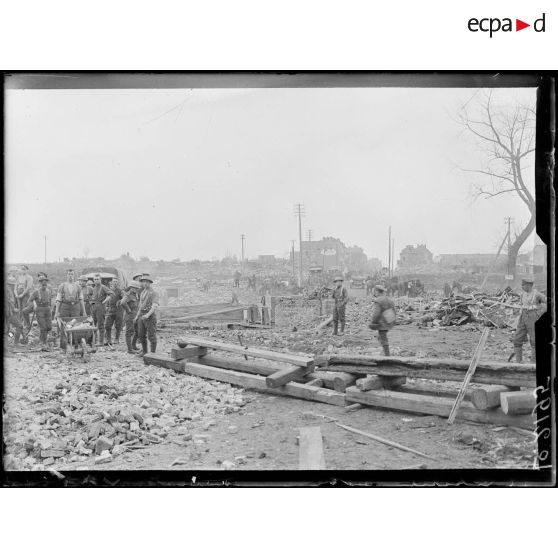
[182, 362, 346, 406]
[471, 386, 519, 410]
[171, 306, 252, 322]
[345, 386, 535, 429]
[316, 316, 333, 330]
[356, 374, 406, 391]
[266, 366, 308, 388]
[170, 346, 208, 360]
[298, 427, 326, 470]
[305, 378, 324, 387]
[177, 335, 314, 369]
[326, 364, 535, 388]
[500, 391, 536, 415]
[328, 354, 536, 374]
[143, 354, 188, 372]
[318, 364, 377, 374]
[193, 355, 280, 376]
[306, 371, 356, 391]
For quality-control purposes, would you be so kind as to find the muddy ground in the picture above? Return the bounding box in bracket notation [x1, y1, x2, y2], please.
[3, 291, 538, 474]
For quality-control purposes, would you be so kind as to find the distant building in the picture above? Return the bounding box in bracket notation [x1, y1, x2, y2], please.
[398, 244, 433, 269]
[368, 257, 382, 272]
[258, 255, 276, 265]
[438, 253, 506, 273]
[298, 236, 369, 272]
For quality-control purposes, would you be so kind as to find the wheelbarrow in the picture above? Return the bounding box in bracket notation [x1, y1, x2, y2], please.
[57, 316, 98, 362]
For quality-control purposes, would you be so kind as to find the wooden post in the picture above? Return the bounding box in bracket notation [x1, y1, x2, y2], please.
[500, 391, 537, 415]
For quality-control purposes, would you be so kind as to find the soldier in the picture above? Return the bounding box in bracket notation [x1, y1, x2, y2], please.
[513, 276, 546, 363]
[14, 265, 34, 329]
[368, 284, 396, 356]
[104, 277, 124, 348]
[332, 276, 349, 335]
[121, 280, 141, 354]
[234, 270, 241, 288]
[5, 276, 25, 347]
[84, 278, 95, 316]
[23, 275, 53, 350]
[135, 274, 159, 356]
[54, 269, 86, 351]
[90, 273, 113, 346]
[130, 274, 144, 348]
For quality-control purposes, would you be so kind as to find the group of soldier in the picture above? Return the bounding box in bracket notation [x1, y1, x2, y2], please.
[5, 267, 159, 356]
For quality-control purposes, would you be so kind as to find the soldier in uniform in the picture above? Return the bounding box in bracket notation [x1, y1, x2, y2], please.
[135, 274, 159, 356]
[23, 275, 53, 350]
[513, 276, 546, 363]
[5, 276, 24, 347]
[83, 278, 94, 316]
[14, 265, 34, 329]
[90, 273, 113, 346]
[104, 277, 124, 347]
[332, 276, 349, 335]
[369, 284, 396, 356]
[121, 280, 141, 354]
[54, 269, 86, 351]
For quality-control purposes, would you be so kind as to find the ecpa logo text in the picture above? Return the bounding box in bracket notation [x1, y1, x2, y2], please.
[468, 13, 545, 37]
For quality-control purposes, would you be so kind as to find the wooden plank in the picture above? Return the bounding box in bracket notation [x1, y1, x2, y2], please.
[266, 365, 308, 388]
[316, 316, 333, 330]
[319, 364, 377, 374]
[356, 374, 406, 391]
[471, 386, 519, 410]
[298, 427, 326, 470]
[143, 354, 188, 372]
[327, 364, 535, 388]
[328, 354, 536, 374]
[306, 371, 355, 391]
[448, 327, 490, 424]
[170, 306, 252, 322]
[500, 391, 536, 415]
[193, 355, 280, 376]
[170, 346, 208, 360]
[177, 335, 314, 369]
[345, 387, 535, 428]
[305, 378, 324, 387]
[182, 362, 346, 406]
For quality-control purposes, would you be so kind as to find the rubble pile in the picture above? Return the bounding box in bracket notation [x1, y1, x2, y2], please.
[3, 355, 249, 471]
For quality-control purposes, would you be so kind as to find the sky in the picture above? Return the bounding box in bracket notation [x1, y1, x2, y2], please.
[4, 86, 538, 265]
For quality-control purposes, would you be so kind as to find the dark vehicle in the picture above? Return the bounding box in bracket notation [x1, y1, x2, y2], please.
[81, 266, 128, 288]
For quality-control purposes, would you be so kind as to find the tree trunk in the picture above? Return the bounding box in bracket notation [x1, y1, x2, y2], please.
[508, 213, 536, 280]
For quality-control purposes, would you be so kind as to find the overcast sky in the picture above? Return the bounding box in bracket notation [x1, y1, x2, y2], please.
[5, 86, 538, 265]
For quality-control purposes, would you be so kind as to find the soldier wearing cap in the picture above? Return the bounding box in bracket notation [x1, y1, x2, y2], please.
[332, 276, 349, 335]
[368, 284, 396, 356]
[121, 280, 141, 353]
[135, 274, 159, 355]
[90, 273, 113, 346]
[84, 278, 95, 317]
[104, 277, 124, 347]
[5, 276, 25, 347]
[14, 265, 34, 330]
[23, 275, 54, 349]
[54, 269, 86, 351]
[513, 276, 546, 363]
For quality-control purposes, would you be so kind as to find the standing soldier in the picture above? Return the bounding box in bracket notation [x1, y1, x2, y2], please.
[14, 265, 34, 330]
[104, 277, 124, 348]
[121, 280, 141, 354]
[23, 275, 53, 350]
[54, 269, 86, 351]
[332, 276, 349, 335]
[83, 278, 94, 317]
[5, 276, 25, 347]
[135, 274, 159, 356]
[130, 274, 144, 349]
[368, 284, 396, 356]
[234, 270, 241, 288]
[90, 273, 113, 346]
[513, 276, 546, 363]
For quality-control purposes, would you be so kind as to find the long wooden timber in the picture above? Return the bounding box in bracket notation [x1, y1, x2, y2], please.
[177, 335, 314, 369]
[266, 366, 308, 388]
[182, 362, 345, 406]
[193, 355, 280, 376]
[326, 354, 536, 374]
[345, 386, 535, 428]
[325, 364, 534, 388]
[170, 306, 253, 322]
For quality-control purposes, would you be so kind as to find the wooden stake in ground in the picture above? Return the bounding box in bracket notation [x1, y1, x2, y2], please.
[298, 426, 326, 470]
[448, 327, 490, 424]
[335, 423, 434, 460]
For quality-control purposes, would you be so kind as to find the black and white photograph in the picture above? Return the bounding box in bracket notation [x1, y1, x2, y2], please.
[2, 73, 554, 482]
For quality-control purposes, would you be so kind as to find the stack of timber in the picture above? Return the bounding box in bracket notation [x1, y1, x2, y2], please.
[144, 336, 345, 407]
[314, 353, 537, 427]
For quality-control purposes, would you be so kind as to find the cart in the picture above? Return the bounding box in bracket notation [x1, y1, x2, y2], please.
[57, 316, 98, 362]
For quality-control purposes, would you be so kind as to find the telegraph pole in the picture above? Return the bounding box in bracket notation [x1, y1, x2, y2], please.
[388, 226, 392, 279]
[306, 229, 313, 266]
[504, 217, 514, 277]
[291, 240, 295, 277]
[391, 237, 395, 276]
[240, 234, 245, 270]
[293, 204, 305, 287]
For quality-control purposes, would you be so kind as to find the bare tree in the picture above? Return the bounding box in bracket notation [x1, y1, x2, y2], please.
[458, 91, 536, 279]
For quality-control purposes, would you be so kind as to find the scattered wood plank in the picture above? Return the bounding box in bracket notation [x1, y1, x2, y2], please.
[193, 355, 280, 376]
[266, 365, 308, 388]
[298, 427, 326, 470]
[170, 346, 208, 360]
[319, 364, 377, 374]
[181, 362, 346, 406]
[306, 370, 356, 391]
[356, 374, 406, 391]
[344, 403, 362, 412]
[143, 354, 189, 372]
[336, 423, 434, 460]
[328, 354, 536, 374]
[305, 378, 324, 387]
[471, 386, 519, 410]
[345, 387, 535, 429]
[171, 306, 253, 322]
[316, 316, 333, 330]
[448, 327, 490, 424]
[177, 335, 314, 369]
[500, 391, 536, 415]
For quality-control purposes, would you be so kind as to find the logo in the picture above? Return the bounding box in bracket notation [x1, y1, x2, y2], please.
[468, 13, 546, 37]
